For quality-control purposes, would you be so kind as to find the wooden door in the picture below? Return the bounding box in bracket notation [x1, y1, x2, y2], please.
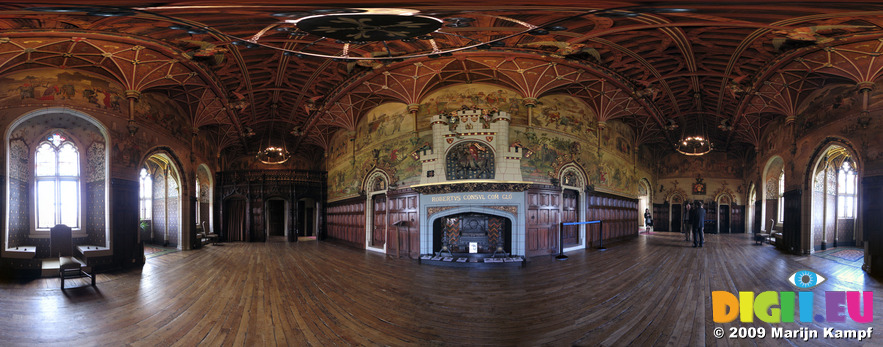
[268, 200, 285, 236]
[562, 189, 579, 246]
[719, 205, 730, 233]
[371, 194, 386, 248]
[671, 204, 682, 234]
[526, 189, 560, 257]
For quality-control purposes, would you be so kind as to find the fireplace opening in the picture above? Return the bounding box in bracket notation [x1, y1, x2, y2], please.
[432, 213, 512, 255]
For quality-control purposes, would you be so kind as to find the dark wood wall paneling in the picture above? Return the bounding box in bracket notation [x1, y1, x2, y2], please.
[217, 170, 325, 243]
[326, 196, 366, 249]
[112, 178, 142, 269]
[782, 189, 802, 254]
[731, 205, 745, 233]
[387, 188, 420, 259]
[526, 186, 561, 257]
[862, 175, 883, 275]
[587, 191, 639, 247]
[652, 203, 669, 231]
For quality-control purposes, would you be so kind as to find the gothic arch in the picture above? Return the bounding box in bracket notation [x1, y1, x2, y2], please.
[4, 107, 111, 258]
[558, 162, 588, 251]
[364, 168, 390, 253]
[140, 148, 187, 250]
[805, 137, 863, 254]
[762, 156, 785, 233]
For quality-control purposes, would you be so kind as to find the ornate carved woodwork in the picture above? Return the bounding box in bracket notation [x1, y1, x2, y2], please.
[412, 182, 530, 195]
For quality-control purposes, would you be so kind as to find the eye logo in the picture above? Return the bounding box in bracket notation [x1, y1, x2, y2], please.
[788, 270, 826, 289]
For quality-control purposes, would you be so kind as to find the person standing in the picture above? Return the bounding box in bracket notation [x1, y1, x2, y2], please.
[644, 208, 653, 233]
[683, 202, 693, 242]
[693, 201, 706, 248]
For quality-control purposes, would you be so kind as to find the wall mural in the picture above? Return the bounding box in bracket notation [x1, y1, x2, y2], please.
[797, 83, 863, 137]
[600, 120, 634, 160]
[534, 94, 598, 140]
[134, 92, 189, 140]
[111, 129, 145, 170]
[0, 69, 125, 111]
[327, 102, 426, 201]
[658, 152, 743, 179]
[511, 117, 637, 195]
[327, 85, 648, 200]
[416, 83, 527, 124]
[513, 127, 589, 183]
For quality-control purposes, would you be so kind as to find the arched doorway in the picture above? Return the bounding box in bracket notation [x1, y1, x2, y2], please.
[4, 108, 111, 262]
[364, 170, 389, 253]
[195, 164, 214, 237]
[265, 197, 289, 241]
[762, 157, 785, 234]
[559, 164, 588, 251]
[297, 197, 318, 239]
[715, 193, 734, 234]
[668, 194, 685, 234]
[140, 152, 184, 249]
[748, 182, 758, 233]
[809, 143, 860, 251]
[638, 178, 652, 232]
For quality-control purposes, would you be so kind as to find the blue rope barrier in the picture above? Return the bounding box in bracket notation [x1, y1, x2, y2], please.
[562, 221, 601, 226]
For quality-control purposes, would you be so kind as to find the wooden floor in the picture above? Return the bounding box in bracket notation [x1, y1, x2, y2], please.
[1, 232, 881, 346]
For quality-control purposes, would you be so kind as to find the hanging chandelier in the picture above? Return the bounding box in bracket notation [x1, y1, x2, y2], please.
[674, 114, 713, 156]
[256, 121, 290, 164]
[675, 136, 712, 156]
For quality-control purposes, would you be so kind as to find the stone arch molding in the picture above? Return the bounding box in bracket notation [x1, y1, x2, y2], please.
[363, 168, 391, 193]
[557, 162, 588, 189]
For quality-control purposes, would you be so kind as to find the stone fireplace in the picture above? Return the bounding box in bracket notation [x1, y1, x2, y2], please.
[418, 190, 526, 256]
[433, 212, 512, 255]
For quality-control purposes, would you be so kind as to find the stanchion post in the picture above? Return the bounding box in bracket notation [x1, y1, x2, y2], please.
[598, 220, 606, 251]
[556, 222, 568, 260]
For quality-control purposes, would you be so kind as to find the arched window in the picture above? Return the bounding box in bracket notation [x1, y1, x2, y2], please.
[777, 170, 784, 222]
[35, 132, 79, 229]
[140, 168, 152, 220]
[838, 161, 857, 218]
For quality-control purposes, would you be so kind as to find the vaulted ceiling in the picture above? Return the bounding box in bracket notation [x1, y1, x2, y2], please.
[3, 1, 883, 164]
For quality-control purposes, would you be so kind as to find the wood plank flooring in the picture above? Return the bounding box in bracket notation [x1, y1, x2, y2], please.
[1, 232, 881, 346]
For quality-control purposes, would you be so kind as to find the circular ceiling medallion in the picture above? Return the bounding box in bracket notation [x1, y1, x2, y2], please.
[296, 14, 443, 41]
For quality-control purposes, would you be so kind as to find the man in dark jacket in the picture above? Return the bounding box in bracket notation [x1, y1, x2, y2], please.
[693, 201, 706, 248]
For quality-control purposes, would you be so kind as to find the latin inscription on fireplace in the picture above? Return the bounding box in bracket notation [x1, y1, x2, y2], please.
[430, 193, 515, 202]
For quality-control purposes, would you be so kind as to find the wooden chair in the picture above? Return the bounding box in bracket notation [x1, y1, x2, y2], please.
[203, 221, 219, 245]
[50, 224, 95, 289]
